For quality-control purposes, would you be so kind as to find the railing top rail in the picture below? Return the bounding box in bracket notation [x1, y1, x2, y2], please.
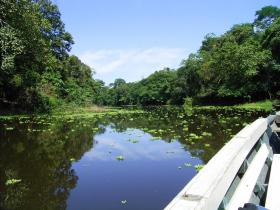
[267, 115, 276, 125]
[165, 118, 268, 210]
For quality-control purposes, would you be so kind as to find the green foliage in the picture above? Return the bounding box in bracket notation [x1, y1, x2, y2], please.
[136, 68, 177, 105]
[1, 3, 280, 110]
[254, 6, 280, 30]
[0, 0, 96, 112]
[91, 68, 177, 107]
[96, 7, 280, 107]
[233, 100, 273, 112]
[0, 26, 23, 72]
[175, 54, 202, 102]
[199, 24, 271, 98]
[262, 18, 280, 62]
[184, 97, 193, 116]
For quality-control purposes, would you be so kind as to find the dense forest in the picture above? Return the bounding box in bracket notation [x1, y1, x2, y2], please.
[1, 0, 280, 112]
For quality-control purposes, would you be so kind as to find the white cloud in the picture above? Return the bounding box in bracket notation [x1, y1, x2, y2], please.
[79, 48, 189, 84]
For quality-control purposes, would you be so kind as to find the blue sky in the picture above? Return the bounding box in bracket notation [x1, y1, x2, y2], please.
[55, 0, 280, 84]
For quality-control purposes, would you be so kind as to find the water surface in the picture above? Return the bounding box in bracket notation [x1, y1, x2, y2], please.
[0, 107, 266, 210]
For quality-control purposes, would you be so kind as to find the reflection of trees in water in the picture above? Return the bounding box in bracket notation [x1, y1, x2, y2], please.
[107, 108, 262, 163]
[0, 118, 99, 210]
[0, 108, 264, 209]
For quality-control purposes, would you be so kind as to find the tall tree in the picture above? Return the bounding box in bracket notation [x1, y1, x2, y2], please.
[174, 53, 201, 102]
[34, 0, 74, 60]
[254, 6, 280, 30]
[262, 18, 280, 62]
[198, 24, 271, 99]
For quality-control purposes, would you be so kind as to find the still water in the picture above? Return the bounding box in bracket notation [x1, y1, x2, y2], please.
[0, 107, 266, 210]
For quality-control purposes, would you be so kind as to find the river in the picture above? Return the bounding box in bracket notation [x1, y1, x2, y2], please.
[0, 107, 266, 210]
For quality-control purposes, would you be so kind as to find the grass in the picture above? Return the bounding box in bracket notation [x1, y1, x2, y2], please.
[233, 100, 273, 112]
[194, 100, 275, 112]
[52, 104, 110, 114]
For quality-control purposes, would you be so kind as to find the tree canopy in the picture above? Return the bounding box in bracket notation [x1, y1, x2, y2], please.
[0, 0, 97, 111]
[254, 6, 280, 30]
[95, 7, 280, 107]
[1, 2, 280, 111]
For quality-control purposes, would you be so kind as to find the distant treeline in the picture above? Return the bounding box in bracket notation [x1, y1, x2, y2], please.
[1, 1, 280, 111]
[96, 6, 280, 107]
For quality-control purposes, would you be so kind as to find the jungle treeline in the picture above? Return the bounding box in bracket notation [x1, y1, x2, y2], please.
[1, 0, 280, 111]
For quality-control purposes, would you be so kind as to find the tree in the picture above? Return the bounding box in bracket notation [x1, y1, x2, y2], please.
[0, 0, 85, 111]
[34, 0, 74, 60]
[111, 78, 126, 88]
[198, 23, 271, 99]
[254, 6, 280, 30]
[177, 54, 202, 98]
[136, 68, 176, 105]
[262, 18, 280, 62]
[261, 18, 280, 98]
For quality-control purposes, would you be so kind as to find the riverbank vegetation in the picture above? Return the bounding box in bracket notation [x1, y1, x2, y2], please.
[97, 5, 280, 108]
[1, 1, 280, 113]
[194, 100, 274, 112]
[1, 0, 100, 112]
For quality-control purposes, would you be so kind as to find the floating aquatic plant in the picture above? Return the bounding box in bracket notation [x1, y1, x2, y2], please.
[131, 139, 139, 143]
[128, 139, 139, 143]
[116, 155, 124, 161]
[5, 179, 22, 186]
[150, 136, 161, 141]
[184, 163, 192, 167]
[121, 200, 127, 205]
[243, 122, 249, 126]
[195, 164, 204, 172]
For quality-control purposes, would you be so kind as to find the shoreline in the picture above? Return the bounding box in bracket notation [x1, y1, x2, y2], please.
[0, 100, 275, 119]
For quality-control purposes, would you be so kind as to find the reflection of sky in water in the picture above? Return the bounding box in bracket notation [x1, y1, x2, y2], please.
[68, 125, 202, 210]
[0, 109, 262, 210]
[83, 127, 190, 161]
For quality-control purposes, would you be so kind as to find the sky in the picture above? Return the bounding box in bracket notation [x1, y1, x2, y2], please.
[55, 0, 280, 84]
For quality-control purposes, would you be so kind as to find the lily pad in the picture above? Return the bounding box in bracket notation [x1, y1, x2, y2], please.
[116, 155, 124, 161]
[194, 164, 204, 172]
[121, 200, 127, 205]
[5, 179, 22, 186]
[184, 163, 192, 167]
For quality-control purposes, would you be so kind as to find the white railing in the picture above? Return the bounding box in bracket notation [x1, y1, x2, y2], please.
[164, 114, 279, 210]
